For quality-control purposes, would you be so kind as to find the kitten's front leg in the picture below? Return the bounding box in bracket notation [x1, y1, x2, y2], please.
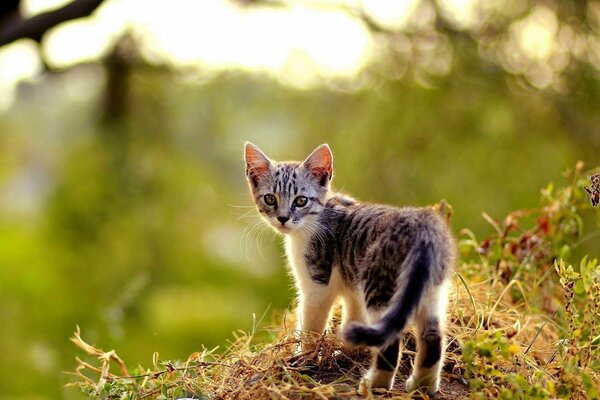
[297, 282, 335, 352]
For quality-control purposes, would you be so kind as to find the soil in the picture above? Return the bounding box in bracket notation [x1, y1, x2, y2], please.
[308, 336, 469, 399]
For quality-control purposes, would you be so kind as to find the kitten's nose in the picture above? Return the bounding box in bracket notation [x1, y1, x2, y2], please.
[277, 216, 290, 225]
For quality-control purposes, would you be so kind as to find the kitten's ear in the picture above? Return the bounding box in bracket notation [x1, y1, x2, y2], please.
[244, 142, 271, 187]
[303, 144, 333, 186]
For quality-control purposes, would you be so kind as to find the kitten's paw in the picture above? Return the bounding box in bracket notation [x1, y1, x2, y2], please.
[358, 377, 369, 395]
[361, 368, 394, 391]
[358, 377, 387, 395]
[405, 374, 439, 395]
[405, 375, 417, 393]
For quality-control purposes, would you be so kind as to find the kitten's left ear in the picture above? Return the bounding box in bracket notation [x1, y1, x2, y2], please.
[303, 144, 333, 186]
[245, 142, 271, 187]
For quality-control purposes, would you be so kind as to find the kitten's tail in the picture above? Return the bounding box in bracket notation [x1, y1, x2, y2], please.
[343, 241, 433, 348]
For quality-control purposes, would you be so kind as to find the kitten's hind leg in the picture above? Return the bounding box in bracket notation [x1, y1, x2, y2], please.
[360, 338, 400, 390]
[358, 308, 401, 390]
[405, 284, 448, 395]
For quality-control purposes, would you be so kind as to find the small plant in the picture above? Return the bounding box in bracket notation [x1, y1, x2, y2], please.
[459, 162, 592, 287]
[459, 256, 600, 400]
[462, 331, 552, 400]
[455, 163, 600, 399]
[553, 258, 600, 400]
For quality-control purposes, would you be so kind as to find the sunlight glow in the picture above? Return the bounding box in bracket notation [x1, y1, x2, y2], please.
[502, 6, 562, 89]
[438, 0, 477, 30]
[44, 17, 118, 66]
[514, 6, 558, 62]
[132, 1, 371, 78]
[2, 0, 594, 107]
[22, 0, 71, 16]
[0, 40, 42, 111]
[39, 0, 373, 89]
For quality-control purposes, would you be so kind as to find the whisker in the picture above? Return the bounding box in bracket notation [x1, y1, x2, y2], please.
[302, 222, 326, 248]
[228, 204, 255, 208]
[234, 208, 258, 221]
[241, 219, 265, 260]
[240, 213, 279, 261]
[256, 224, 274, 259]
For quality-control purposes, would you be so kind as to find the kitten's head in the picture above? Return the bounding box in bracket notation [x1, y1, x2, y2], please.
[244, 142, 333, 234]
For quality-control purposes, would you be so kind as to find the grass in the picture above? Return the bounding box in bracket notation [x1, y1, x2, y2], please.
[67, 164, 600, 399]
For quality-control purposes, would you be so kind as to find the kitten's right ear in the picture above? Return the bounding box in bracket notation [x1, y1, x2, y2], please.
[244, 142, 271, 187]
[303, 144, 333, 187]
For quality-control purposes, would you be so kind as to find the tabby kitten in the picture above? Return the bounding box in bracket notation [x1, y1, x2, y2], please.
[244, 142, 455, 394]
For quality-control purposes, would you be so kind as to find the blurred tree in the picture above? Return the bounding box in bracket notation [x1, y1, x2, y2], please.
[240, 0, 600, 148]
[102, 33, 141, 123]
[0, 0, 105, 48]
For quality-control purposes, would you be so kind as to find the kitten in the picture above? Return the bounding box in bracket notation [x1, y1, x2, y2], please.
[244, 142, 455, 394]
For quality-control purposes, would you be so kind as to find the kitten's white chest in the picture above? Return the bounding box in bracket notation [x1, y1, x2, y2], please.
[284, 233, 314, 290]
[285, 232, 345, 297]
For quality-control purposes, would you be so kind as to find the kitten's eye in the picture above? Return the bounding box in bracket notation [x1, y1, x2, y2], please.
[264, 194, 277, 206]
[294, 196, 308, 207]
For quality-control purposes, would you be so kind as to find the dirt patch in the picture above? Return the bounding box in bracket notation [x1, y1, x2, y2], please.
[304, 333, 469, 399]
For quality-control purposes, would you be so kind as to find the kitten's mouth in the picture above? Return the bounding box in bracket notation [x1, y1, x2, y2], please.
[276, 224, 292, 233]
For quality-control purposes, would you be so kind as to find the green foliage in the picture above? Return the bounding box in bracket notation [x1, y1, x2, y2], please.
[455, 166, 600, 400]
[458, 163, 595, 310]
[553, 258, 600, 400]
[462, 331, 544, 400]
[1, 57, 600, 399]
[458, 257, 600, 400]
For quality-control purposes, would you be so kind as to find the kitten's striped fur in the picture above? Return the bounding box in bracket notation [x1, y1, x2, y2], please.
[244, 143, 455, 394]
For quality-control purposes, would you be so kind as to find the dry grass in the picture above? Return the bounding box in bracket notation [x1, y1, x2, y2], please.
[66, 270, 564, 400]
[68, 304, 465, 399]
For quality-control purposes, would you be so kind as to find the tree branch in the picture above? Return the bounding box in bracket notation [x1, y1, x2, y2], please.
[0, 0, 105, 47]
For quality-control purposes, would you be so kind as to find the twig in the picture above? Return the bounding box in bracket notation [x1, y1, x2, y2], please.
[524, 309, 557, 355]
[117, 361, 233, 380]
[0, 0, 105, 47]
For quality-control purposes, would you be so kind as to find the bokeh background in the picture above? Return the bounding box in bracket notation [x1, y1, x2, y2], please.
[1, 0, 600, 398]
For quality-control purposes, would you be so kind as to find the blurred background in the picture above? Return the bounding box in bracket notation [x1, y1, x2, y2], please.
[1, 0, 600, 398]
